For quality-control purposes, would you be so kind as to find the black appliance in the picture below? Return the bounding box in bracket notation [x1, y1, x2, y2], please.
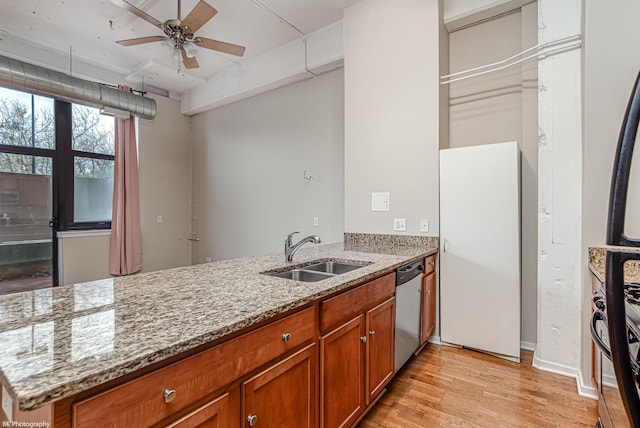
[591, 70, 640, 427]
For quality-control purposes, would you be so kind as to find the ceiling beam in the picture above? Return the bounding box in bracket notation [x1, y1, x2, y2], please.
[180, 20, 344, 115]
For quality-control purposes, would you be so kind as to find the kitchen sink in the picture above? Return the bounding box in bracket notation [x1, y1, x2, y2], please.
[262, 259, 370, 282]
[304, 261, 364, 275]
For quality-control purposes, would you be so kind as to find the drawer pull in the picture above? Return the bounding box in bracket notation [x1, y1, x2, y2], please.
[163, 389, 176, 403]
[361, 336, 367, 343]
[426, 290, 431, 294]
[248, 414, 258, 426]
[369, 330, 376, 336]
[282, 333, 292, 342]
[429, 261, 435, 266]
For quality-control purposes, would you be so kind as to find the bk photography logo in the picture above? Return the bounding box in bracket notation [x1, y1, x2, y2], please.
[2, 422, 50, 428]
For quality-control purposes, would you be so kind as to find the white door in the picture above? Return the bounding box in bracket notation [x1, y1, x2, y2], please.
[439, 141, 521, 360]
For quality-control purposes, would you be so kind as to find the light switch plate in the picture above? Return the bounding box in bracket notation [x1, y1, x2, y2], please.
[371, 192, 390, 211]
[420, 219, 429, 233]
[394, 218, 407, 231]
[313, 217, 319, 227]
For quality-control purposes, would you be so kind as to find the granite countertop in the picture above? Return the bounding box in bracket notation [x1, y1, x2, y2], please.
[0, 241, 436, 411]
[588, 246, 640, 283]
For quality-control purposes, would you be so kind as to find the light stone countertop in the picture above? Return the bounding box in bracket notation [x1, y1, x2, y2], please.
[0, 241, 437, 411]
[588, 246, 640, 283]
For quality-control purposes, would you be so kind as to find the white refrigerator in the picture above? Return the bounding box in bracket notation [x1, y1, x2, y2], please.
[439, 141, 521, 361]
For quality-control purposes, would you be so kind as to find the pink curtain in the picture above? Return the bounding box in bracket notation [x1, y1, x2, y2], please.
[109, 85, 142, 275]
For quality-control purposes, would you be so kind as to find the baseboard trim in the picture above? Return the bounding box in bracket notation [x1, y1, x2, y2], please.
[576, 369, 598, 400]
[520, 341, 536, 351]
[532, 354, 578, 378]
[427, 335, 443, 345]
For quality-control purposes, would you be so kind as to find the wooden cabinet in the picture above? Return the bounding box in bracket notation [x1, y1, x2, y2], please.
[320, 316, 365, 428]
[366, 298, 395, 404]
[319, 273, 395, 428]
[165, 391, 233, 428]
[420, 254, 437, 346]
[71, 306, 317, 428]
[242, 343, 317, 428]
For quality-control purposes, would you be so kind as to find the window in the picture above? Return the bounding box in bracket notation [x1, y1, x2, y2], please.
[69, 104, 115, 226]
[0, 87, 117, 289]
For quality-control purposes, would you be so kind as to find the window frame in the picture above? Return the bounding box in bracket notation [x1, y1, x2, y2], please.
[55, 101, 115, 231]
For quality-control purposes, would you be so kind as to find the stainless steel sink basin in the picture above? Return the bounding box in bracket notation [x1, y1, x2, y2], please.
[304, 261, 364, 275]
[270, 269, 333, 282]
[261, 259, 370, 282]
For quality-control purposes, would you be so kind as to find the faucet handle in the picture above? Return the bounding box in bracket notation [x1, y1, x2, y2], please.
[286, 231, 300, 244]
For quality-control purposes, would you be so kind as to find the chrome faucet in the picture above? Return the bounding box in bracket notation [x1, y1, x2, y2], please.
[284, 232, 321, 263]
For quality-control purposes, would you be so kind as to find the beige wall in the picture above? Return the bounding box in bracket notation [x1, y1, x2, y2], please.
[447, 6, 538, 345]
[59, 94, 193, 285]
[191, 69, 345, 262]
[581, 0, 640, 389]
[343, 0, 440, 236]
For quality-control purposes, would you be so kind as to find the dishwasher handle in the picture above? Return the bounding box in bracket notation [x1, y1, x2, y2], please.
[396, 261, 424, 286]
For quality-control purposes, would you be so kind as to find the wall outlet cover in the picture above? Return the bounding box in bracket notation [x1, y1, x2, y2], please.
[394, 218, 407, 231]
[420, 219, 429, 233]
[313, 217, 319, 227]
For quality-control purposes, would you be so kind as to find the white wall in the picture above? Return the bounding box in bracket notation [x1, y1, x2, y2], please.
[191, 69, 345, 262]
[443, 0, 534, 31]
[535, 0, 584, 386]
[581, 0, 640, 394]
[343, 0, 440, 237]
[447, 5, 538, 346]
[59, 94, 193, 284]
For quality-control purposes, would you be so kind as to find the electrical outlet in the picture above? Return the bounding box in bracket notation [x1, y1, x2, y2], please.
[205, 257, 212, 263]
[394, 218, 406, 231]
[157, 215, 163, 224]
[313, 217, 319, 227]
[420, 219, 429, 233]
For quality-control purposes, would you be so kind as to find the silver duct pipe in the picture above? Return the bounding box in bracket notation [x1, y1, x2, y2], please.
[0, 54, 157, 120]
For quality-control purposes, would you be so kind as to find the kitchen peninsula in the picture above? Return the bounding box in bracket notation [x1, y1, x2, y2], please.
[0, 238, 437, 427]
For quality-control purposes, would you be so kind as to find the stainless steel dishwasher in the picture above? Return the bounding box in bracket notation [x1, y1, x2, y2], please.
[394, 259, 424, 372]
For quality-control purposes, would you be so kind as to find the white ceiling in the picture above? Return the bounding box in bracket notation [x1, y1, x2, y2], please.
[0, 0, 360, 94]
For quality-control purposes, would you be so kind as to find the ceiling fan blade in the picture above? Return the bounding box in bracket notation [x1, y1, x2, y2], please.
[112, 0, 163, 28]
[181, 1, 218, 33]
[181, 49, 200, 69]
[196, 37, 246, 57]
[116, 36, 166, 46]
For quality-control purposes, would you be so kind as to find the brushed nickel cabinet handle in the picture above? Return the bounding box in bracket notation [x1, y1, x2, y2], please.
[369, 330, 376, 336]
[248, 414, 258, 426]
[361, 336, 367, 343]
[282, 333, 292, 342]
[163, 389, 176, 403]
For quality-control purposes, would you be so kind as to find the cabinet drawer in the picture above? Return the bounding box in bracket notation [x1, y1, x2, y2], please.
[424, 254, 436, 275]
[73, 305, 317, 428]
[320, 273, 394, 333]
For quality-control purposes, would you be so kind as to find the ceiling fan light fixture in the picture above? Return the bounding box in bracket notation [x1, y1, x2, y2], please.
[185, 42, 198, 58]
[161, 39, 174, 52]
[173, 47, 182, 61]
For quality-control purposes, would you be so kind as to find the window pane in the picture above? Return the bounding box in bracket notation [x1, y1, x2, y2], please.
[0, 88, 55, 149]
[0, 155, 53, 294]
[72, 105, 115, 155]
[74, 157, 114, 223]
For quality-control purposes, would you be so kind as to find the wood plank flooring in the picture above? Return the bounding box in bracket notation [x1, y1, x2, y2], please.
[359, 345, 598, 428]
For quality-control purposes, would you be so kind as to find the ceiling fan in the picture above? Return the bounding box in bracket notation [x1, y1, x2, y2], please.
[113, 0, 246, 69]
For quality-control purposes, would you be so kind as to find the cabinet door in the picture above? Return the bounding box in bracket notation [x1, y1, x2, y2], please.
[165, 392, 233, 428]
[366, 297, 395, 404]
[320, 315, 366, 428]
[242, 343, 317, 428]
[420, 271, 436, 345]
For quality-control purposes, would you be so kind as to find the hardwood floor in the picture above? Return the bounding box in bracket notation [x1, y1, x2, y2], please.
[359, 345, 598, 428]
